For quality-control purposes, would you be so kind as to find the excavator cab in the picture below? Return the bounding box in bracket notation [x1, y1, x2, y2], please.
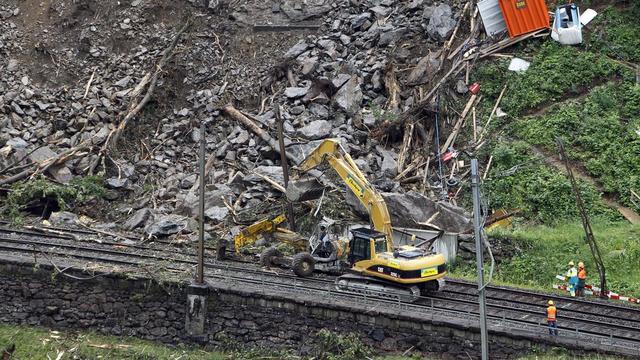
[347, 227, 388, 265]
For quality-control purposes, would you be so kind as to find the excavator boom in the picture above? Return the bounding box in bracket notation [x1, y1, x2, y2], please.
[295, 139, 393, 251]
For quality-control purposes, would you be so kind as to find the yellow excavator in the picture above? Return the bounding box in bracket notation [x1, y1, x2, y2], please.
[291, 139, 447, 300]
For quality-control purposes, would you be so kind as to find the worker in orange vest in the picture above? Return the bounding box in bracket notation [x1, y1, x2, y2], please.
[576, 262, 587, 297]
[547, 300, 558, 335]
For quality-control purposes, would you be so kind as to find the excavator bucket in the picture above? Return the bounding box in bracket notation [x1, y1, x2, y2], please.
[286, 178, 325, 202]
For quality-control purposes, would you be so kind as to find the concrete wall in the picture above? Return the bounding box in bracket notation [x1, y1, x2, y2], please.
[0, 258, 628, 359]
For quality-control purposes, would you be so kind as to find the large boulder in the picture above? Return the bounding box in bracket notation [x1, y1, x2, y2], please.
[145, 215, 188, 237]
[333, 75, 363, 116]
[426, 4, 457, 41]
[346, 191, 472, 233]
[175, 184, 234, 217]
[298, 120, 332, 140]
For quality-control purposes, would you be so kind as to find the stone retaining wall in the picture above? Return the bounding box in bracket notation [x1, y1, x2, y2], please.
[0, 259, 627, 359]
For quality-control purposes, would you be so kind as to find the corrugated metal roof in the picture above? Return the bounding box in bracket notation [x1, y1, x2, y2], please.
[498, 0, 550, 38]
[478, 0, 507, 36]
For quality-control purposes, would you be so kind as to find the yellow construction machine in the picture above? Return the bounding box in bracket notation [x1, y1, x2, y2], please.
[258, 139, 447, 301]
[301, 139, 445, 298]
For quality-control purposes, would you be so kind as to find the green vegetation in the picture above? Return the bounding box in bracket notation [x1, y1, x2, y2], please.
[467, 3, 640, 222]
[513, 83, 640, 209]
[587, 5, 640, 63]
[471, 42, 626, 118]
[0, 323, 222, 360]
[315, 329, 372, 360]
[484, 141, 619, 223]
[3, 176, 105, 222]
[452, 222, 640, 298]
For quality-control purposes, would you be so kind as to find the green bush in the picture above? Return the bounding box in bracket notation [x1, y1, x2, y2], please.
[513, 83, 640, 210]
[587, 5, 640, 63]
[484, 141, 618, 223]
[4, 176, 105, 221]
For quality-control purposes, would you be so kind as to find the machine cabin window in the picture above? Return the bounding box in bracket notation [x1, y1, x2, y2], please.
[349, 237, 371, 263]
[374, 238, 386, 254]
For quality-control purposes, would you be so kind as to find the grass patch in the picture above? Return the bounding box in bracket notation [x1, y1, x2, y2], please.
[587, 4, 640, 63]
[513, 83, 640, 210]
[470, 41, 627, 118]
[452, 222, 640, 298]
[484, 140, 619, 223]
[0, 323, 222, 360]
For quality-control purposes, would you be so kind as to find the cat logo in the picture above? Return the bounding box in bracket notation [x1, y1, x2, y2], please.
[515, 0, 526, 9]
[377, 267, 384, 273]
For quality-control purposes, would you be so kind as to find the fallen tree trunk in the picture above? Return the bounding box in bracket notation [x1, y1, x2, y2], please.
[222, 104, 297, 163]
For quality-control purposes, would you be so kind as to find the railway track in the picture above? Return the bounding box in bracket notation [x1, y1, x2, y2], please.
[0, 224, 639, 353]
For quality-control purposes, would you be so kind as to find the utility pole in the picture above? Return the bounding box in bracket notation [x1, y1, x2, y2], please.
[196, 121, 206, 285]
[471, 159, 489, 360]
[556, 138, 607, 297]
[274, 104, 296, 231]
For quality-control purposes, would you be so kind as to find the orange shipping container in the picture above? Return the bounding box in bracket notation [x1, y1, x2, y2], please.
[498, 0, 550, 38]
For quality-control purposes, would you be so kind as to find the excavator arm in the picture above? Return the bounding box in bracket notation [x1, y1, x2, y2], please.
[295, 139, 393, 251]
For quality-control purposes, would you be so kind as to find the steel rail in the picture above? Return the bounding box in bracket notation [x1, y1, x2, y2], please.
[0, 231, 639, 349]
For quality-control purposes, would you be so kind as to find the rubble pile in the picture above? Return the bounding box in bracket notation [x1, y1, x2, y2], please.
[0, 0, 472, 239]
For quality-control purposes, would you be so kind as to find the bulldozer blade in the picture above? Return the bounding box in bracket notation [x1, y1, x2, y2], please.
[286, 178, 325, 202]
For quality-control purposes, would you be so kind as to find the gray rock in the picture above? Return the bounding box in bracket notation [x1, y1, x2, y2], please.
[145, 215, 188, 237]
[301, 57, 318, 76]
[346, 191, 472, 233]
[309, 103, 329, 119]
[363, 113, 377, 127]
[49, 211, 79, 226]
[406, 51, 441, 85]
[456, 80, 469, 94]
[175, 185, 234, 217]
[204, 206, 229, 222]
[333, 76, 363, 116]
[284, 40, 309, 58]
[351, 13, 372, 30]
[242, 166, 286, 186]
[49, 166, 73, 184]
[427, 4, 457, 40]
[28, 146, 57, 164]
[332, 74, 351, 89]
[378, 27, 407, 47]
[284, 87, 309, 99]
[298, 120, 332, 140]
[7, 137, 28, 149]
[106, 177, 128, 189]
[290, 105, 305, 115]
[379, 149, 397, 178]
[180, 174, 197, 189]
[125, 208, 152, 230]
[115, 76, 132, 88]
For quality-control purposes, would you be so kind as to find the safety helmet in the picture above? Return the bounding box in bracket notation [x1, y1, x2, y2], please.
[578, 261, 584, 268]
[548, 300, 554, 306]
[568, 261, 574, 266]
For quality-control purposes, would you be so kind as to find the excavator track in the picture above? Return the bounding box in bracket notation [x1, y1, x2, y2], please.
[334, 273, 421, 303]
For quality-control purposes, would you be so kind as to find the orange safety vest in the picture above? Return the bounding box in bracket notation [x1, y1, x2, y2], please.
[578, 269, 586, 280]
[547, 306, 557, 321]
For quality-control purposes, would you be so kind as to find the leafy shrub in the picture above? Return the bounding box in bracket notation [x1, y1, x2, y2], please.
[484, 141, 618, 223]
[4, 176, 105, 221]
[315, 329, 372, 360]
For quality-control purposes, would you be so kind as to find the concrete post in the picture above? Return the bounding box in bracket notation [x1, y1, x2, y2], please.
[186, 281, 208, 340]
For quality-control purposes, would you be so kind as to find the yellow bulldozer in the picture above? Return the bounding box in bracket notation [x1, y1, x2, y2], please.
[233, 139, 447, 301]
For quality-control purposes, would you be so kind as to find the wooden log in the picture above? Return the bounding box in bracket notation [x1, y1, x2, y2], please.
[478, 84, 507, 143]
[441, 94, 478, 153]
[222, 105, 297, 163]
